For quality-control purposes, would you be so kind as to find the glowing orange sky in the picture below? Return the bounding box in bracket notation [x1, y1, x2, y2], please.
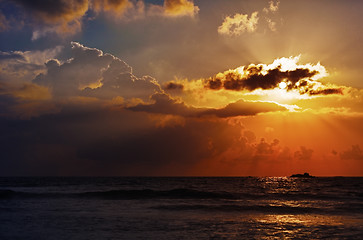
[0, 0, 362, 176]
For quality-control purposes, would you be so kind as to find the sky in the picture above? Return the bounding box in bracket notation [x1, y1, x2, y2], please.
[0, 0, 362, 176]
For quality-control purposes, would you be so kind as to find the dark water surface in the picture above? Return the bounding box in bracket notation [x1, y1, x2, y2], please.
[0, 177, 362, 239]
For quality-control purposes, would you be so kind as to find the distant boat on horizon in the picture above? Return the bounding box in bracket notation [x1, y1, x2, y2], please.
[290, 172, 314, 178]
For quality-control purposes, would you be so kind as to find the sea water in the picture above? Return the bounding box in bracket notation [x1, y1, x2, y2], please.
[0, 177, 362, 239]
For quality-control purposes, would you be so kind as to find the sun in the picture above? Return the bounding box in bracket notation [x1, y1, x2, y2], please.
[279, 82, 287, 89]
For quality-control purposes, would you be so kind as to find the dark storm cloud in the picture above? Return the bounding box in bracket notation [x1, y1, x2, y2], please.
[0, 104, 242, 176]
[308, 88, 343, 95]
[12, 0, 87, 16]
[206, 67, 315, 91]
[127, 93, 197, 116]
[164, 81, 184, 91]
[205, 64, 343, 96]
[11, 0, 89, 23]
[0, 96, 291, 176]
[10, 0, 89, 37]
[128, 93, 287, 118]
[204, 99, 286, 118]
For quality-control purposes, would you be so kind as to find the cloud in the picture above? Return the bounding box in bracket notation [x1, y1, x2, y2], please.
[266, 18, 277, 32]
[0, 46, 63, 84]
[0, 106, 248, 175]
[163, 0, 199, 17]
[0, 10, 8, 31]
[0, 42, 361, 176]
[262, 1, 280, 32]
[0, 82, 56, 119]
[203, 99, 286, 118]
[218, 12, 259, 36]
[91, 0, 145, 20]
[340, 145, 363, 160]
[12, 0, 89, 38]
[218, 0, 280, 36]
[204, 56, 344, 96]
[163, 81, 184, 91]
[128, 93, 287, 118]
[263, 0, 280, 13]
[0, 99, 291, 176]
[255, 138, 279, 155]
[92, 0, 199, 19]
[1, 42, 163, 119]
[4, 0, 199, 39]
[0, 47, 60, 118]
[294, 146, 313, 160]
[33, 42, 161, 100]
[0, 51, 25, 61]
[92, 0, 132, 16]
[128, 93, 196, 116]
[33, 42, 114, 97]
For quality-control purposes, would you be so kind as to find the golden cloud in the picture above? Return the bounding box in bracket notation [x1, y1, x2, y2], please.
[218, 12, 259, 36]
[163, 0, 199, 17]
[92, 0, 133, 17]
[263, 0, 280, 13]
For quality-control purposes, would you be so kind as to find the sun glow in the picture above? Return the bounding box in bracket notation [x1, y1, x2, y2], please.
[244, 88, 312, 103]
[279, 81, 287, 89]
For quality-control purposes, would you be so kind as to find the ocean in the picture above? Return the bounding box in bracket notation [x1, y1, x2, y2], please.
[0, 177, 362, 239]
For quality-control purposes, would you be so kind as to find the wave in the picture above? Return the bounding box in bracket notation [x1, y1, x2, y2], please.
[1, 188, 362, 201]
[153, 204, 325, 214]
[79, 188, 236, 199]
[154, 203, 363, 215]
[0, 188, 235, 200]
[0, 189, 67, 199]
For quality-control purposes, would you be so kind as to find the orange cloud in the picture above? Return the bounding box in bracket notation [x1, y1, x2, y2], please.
[163, 0, 199, 17]
[12, 83, 51, 101]
[0, 82, 56, 119]
[92, 0, 133, 17]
